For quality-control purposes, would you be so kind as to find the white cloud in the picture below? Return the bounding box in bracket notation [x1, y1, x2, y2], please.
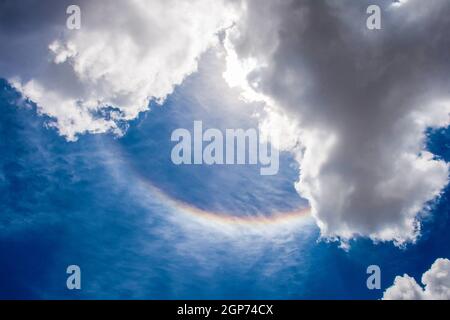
[383, 258, 450, 300]
[391, 0, 409, 8]
[1, 0, 238, 141]
[223, 0, 450, 245]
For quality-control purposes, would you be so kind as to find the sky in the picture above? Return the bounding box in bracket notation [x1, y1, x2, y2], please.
[1, 0, 450, 299]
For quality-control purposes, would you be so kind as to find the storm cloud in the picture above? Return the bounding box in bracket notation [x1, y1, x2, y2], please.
[224, 0, 450, 244]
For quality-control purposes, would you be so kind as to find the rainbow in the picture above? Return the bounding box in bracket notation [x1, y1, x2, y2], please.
[141, 179, 312, 227]
[108, 145, 311, 228]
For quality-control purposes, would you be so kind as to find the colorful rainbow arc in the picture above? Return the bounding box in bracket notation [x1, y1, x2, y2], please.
[143, 180, 312, 227]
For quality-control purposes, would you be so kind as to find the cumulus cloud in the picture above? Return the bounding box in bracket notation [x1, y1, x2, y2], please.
[223, 0, 450, 245]
[383, 258, 450, 300]
[0, 0, 237, 140]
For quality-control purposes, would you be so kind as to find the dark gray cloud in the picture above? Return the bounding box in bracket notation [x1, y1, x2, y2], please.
[0, 0, 74, 80]
[226, 0, 450, 244]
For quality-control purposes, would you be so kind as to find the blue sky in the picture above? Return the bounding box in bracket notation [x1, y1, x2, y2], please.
[1, 64, 449, 299]
[1, 0, 450, 300]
